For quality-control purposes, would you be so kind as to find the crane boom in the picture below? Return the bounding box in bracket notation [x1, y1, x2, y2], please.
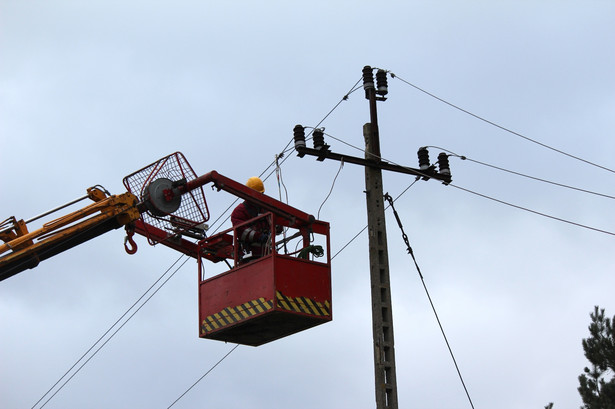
[0, 188, 140, 281]
[0, 152, 325, 281]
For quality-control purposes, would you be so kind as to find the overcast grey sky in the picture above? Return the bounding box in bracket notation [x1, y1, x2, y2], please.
[1, 1, 614, 408]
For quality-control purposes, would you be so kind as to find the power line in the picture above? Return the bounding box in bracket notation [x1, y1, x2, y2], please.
[209, 77, 364, 232]
[32, 255, 190, 409]
[263, 76, 363, 181]
[318, 159, 344, 220]
[427, 146, 615, 201]
[315, 131, 615, 237]
[450, 183, 615, 236]
[332, 179, 420, 260]
[166, 344, 240, 409]
[384, 193, 475, 409]
[389, 72, 615, 175]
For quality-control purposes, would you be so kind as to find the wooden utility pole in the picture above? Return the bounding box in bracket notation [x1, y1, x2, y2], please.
[292, 65, 452, 409]
[362, 66, 398, 409]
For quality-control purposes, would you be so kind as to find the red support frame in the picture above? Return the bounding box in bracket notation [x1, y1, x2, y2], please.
[122, 152, 333, 346]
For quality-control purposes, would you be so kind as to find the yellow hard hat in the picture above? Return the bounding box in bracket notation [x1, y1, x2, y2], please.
[246, 176, 265, 193]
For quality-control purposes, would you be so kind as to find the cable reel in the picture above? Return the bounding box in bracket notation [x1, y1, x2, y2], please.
[141, 177, 183, 217]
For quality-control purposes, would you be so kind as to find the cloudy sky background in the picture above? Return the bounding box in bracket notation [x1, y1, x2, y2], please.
[1, 1, 614, 408]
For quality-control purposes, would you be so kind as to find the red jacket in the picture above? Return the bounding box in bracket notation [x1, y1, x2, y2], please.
[231, 201, 269, 256]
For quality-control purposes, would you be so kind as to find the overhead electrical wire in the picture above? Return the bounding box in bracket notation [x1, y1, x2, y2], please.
[449, 183, 615, 236]
[384, 193, 475, 409]
[428, 146, 615, 200]
[32, 255, 190, 409]
[332, 178, 420, 260]
[319, 130, 615, 237]
[389, 72, 615, 175]
[10, 194, 199, 408]
[166, 344, 240, 409]
[261, 77, 364, 183]
[33, 206, 239, 407]
[318, 159, 344, 220]
[208, 79, 364, 233]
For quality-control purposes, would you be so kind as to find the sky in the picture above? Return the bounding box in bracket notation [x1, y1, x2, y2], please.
[1, 1, 614, 408]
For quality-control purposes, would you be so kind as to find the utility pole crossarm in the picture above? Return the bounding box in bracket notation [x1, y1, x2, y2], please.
[294, 145, 451, 184]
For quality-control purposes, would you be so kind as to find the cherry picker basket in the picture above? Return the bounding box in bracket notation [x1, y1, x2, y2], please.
[122, 152, 209, 245]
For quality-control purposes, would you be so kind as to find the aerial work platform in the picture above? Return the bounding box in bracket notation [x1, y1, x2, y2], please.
[198, 212, 331, 346]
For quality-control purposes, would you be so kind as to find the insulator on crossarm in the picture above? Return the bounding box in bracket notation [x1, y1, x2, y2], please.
[376, 69, 388, 96]
[437, 153, 451, 174]
[437, 152, 452, 184]
[313, 128, 325, 150]
[362, 66, 374, 97]
[417, 147, 430, 170]
[293, 125, 306, 149]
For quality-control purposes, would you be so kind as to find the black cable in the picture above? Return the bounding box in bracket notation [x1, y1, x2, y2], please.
[332, 225, 367, 260]
[275, 154, 290, 205]
[276, 77, 362, 168]
[166, 344, 240, 409]
[321, 131, 615, 237]
[450, 183, 615, 236]
[32, 255, 189, 409]
[318, 159, 344, 220]
[390, 72, 615, 175]
[331, 180, 419, 260]
[210, 78, 363, 232]
[428, 146, 615, 201]
[384, 194, 475, 409]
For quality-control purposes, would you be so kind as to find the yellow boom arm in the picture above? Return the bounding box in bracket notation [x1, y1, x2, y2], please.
[0, 187, 140, 281]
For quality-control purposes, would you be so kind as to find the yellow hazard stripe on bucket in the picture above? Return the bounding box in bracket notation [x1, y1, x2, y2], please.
[275, 291, 331, 317]
[201, 297, 273, 334]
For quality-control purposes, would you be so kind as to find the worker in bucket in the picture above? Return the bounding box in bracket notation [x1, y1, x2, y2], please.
[231, 177, 281, 262]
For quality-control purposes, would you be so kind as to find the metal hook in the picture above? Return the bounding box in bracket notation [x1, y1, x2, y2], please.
[124, 226, 138, 255]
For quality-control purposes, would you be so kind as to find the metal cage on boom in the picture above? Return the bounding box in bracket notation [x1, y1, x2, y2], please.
[122, 152, 209, 245]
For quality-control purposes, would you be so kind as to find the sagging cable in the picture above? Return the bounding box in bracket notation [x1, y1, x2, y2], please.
[318, 158, 344, 220]
[384, 193, 476, 409]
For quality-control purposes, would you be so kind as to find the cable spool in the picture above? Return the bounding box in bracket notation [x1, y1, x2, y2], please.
[142, 178, 182, 217]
